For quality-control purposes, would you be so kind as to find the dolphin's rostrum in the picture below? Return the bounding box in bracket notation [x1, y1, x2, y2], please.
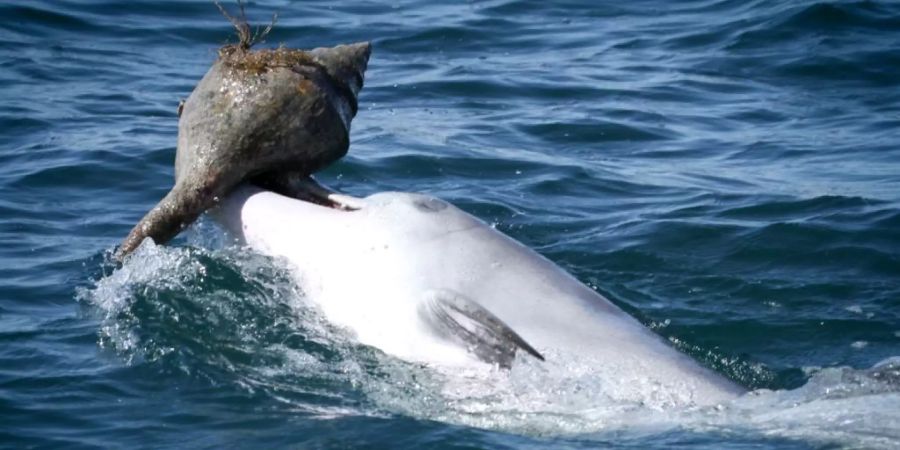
[117, 4, 371, 259]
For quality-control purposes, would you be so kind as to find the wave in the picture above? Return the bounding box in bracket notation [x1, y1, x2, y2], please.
[75, 240, 900, 447]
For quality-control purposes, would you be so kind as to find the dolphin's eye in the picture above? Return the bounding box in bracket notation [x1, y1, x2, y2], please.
[413, 197, 447, 213]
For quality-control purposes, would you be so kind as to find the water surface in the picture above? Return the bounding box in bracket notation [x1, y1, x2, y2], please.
[2, 0, 899, 448]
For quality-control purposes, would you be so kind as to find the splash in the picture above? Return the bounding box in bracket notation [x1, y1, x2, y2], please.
[366, 348, 900, 448]
[79, 239, 900, 448]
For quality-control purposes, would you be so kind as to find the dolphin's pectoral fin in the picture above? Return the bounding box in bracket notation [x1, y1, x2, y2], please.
[419, 290, 544, 369]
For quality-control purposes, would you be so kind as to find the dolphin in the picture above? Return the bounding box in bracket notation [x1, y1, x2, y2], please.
[214, 181, 746, 407]
[118, 4, 743, 408]
[116, 4, 371, 259]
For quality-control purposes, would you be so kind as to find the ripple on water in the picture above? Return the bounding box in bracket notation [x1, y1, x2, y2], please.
[2, 0, 900, 447]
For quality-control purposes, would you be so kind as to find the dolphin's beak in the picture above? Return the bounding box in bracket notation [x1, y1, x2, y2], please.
[256, 174, 365, 211]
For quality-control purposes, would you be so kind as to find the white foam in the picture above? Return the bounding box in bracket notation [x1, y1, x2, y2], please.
[358, 352, 900, 447]
[81, 238, 900, 448]
[77, 240, 207, 358]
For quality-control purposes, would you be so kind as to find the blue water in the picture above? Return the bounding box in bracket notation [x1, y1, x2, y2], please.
[2, 0, 900, 448]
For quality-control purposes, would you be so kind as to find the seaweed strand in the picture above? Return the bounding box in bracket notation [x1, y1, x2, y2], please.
[215, 0, 277, 50]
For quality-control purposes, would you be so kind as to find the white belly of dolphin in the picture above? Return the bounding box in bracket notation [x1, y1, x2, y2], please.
[215, 185, 744, 407]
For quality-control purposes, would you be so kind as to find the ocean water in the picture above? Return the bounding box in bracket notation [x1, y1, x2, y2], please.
[2, 0, 900, 448]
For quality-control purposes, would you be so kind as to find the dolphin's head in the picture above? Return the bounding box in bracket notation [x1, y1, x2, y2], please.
[116, 41, 371, 259]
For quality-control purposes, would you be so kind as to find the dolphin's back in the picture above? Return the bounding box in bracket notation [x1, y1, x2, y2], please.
[386, 198, 744, 403]
[218, 188, 745, 407]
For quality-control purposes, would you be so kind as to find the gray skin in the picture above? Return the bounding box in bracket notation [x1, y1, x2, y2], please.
[116, 41, 371, 259]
